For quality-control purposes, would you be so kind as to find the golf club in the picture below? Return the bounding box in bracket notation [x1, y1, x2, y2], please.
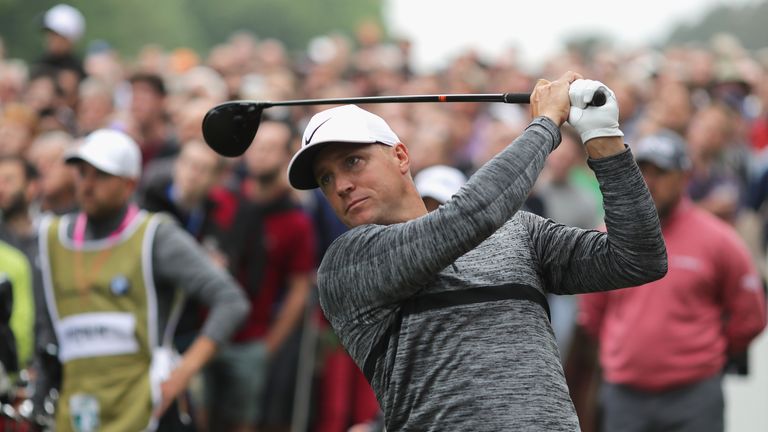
[202, 91, 607, 157]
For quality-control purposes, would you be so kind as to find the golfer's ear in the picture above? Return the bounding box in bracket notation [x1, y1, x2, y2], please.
[393, 143, 410, 174]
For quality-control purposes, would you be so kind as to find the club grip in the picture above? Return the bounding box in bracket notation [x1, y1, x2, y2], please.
[588, 89, 607, 107]
[503, 89, 608, 106]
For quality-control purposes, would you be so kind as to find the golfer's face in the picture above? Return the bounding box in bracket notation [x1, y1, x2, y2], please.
[314, 143, 403, 227]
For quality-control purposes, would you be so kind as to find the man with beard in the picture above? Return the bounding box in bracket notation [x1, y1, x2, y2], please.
[36, 128, 248, 431]
[0, 155, 40, 264]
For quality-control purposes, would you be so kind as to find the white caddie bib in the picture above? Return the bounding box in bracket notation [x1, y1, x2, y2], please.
[56, 312, 140, 362]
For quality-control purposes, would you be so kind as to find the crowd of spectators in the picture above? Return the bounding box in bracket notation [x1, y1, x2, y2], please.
[2, 3, 768, 431]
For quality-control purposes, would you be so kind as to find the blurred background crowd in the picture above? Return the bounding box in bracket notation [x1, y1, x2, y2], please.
[2, 1, 768, 431]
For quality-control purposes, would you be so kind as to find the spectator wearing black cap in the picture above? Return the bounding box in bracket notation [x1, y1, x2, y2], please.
[579, 129, 766, 432]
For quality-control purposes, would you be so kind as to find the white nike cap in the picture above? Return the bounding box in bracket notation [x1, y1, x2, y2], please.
[287, 104, 400, 190]
[65, 129, 142, 179]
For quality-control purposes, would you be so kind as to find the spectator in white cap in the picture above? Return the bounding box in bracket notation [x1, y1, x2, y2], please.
[286, 72, 667, 430]
[42, 4, 85, 44]
[35, 127, 249, 431]
[413, 164, 468, 212]
[34, 3, 87, 111]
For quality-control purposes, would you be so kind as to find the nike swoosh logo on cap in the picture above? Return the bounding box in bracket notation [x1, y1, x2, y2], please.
[304, 118, 332, 146]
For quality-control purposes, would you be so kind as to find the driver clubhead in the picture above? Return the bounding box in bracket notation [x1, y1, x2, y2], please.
[202, 102, 264, 157]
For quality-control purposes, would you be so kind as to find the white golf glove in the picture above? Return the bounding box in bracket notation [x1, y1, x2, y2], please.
[568, 79, 624, 144]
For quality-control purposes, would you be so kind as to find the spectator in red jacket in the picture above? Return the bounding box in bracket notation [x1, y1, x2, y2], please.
[579, 129, 767, 432]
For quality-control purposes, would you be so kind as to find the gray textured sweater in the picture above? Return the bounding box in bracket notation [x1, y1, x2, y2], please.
[318, 117, 668, 431]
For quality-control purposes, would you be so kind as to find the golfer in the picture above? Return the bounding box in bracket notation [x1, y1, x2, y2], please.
[287, 71, 667, 431]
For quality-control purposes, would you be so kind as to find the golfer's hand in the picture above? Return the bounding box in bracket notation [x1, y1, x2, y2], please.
[567, 79, 624, 143]
[530, 70, 582, 126]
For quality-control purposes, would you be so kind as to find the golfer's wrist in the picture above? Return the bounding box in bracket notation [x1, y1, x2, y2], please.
[585, 136, 625, 159]
[538, 111, 567, 127]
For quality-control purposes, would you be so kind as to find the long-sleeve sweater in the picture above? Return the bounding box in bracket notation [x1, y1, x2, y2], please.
[579, 198, 766, 392]
[317, 117, 668, 431]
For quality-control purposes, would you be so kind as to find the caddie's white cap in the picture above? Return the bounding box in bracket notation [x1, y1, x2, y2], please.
[65, 129, 142, 179]
[288, 104, 400, 190]
[414, 165, 468, 204]
[42, 4, 85, 43]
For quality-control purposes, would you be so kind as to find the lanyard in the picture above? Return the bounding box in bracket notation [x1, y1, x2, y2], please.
[73, 204, 139, 247]
[72, 204, 139, 298]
